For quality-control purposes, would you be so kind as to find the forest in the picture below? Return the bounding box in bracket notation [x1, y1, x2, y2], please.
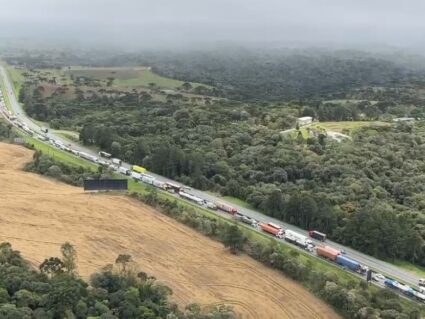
[10, 49, 425, 267]
[0, 242, 235, 319]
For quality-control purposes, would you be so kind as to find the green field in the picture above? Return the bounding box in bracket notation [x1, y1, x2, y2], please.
[64, 66, 207, 89]
[21, 135, 96, 170]
[4, 64, 24, 95]
[312, 121, 391, 133]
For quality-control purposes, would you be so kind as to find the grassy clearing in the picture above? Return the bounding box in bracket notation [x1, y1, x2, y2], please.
[312, 121, 391, 133]
[20, 134, 96, 170]
[4, 65, 24, 94]
[65, 66, 207, 89]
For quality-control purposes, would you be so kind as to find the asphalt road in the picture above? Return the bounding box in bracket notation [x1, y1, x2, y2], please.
[0, 65, 421, 289]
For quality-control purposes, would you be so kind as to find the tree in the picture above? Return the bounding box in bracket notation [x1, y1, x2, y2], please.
[181, 82, 192, 91]
[221, 224, 246, 254]
[110, 141, 121, 157]
[115, 254, 132, 273]
[40, 257, 65, 276]
[61, 242, 77, 275]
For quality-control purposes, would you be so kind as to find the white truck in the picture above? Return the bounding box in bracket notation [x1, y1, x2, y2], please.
[141, 174, 156, 185]
[111, 158, 122, 165]
[130, 171, 142, 180]
[153, 180, 166, 189]
[178, 191, 204, 205]
[118, 166, 131, 175]
[284, 229, 314, 251]
[79, 152, 98, 163]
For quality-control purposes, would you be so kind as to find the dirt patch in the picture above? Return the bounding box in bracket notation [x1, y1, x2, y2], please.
[0, 143, 340, 319]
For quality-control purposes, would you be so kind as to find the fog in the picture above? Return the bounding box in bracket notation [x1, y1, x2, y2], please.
[0, 0, 424, 50]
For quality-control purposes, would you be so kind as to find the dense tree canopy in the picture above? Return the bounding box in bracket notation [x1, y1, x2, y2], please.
[0, 242, 235, 319]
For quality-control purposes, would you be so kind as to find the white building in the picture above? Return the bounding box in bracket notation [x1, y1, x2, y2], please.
[297, 116, 313, 126]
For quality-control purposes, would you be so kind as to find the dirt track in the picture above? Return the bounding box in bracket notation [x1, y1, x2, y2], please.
[0, 143, 340, 319]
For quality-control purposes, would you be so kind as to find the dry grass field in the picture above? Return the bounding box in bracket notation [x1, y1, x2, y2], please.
[0, 143, 340, 319]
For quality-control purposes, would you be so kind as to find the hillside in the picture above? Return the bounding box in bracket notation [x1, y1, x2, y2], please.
[0, 142, 340, 319]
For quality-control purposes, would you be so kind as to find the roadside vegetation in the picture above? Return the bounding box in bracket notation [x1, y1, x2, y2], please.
[0, 241, 235, 319]
[18, 148, 424, 318]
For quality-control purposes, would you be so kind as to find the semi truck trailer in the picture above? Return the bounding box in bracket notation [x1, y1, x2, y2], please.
[316, 246, 340, 261]
[259, 223, 284, 238]
[216, 202, 238, 215]
[335, 255, 366, 273]
[285, 229, 313, 250]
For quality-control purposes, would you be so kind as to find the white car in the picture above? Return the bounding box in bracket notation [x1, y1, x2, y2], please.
[372, 273, 385, 281]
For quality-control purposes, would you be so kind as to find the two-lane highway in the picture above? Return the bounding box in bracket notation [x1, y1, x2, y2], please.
[0, 65, 421, 289]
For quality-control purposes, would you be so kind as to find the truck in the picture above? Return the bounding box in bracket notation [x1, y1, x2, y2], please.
[111, 158, 122, 165]
[259, 223, 284, 238]
[130, 171, 142, 180]
[98, 151, 111, 158]
[117, 166, 131, 175]
[204, 201, 217, 210]
[335, 255, 367, 274]
[141, 174, 155, 185]
[132, 165, 147, 174]
[165, 182, 182, 193]
[40, 127, 48, 133]
[216, 202, 237, 215]
[79, 152, 98, 163]
[285, 229, 313, 250]
[309, 230, 326, 242]
[153, 180, 166, 189]
[316, 246, 340, 261]
[385, 279, 416, 298]
[179, 191, 204, 205]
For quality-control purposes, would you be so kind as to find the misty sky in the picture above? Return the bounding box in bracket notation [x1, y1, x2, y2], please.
[0, 0, 424, 49]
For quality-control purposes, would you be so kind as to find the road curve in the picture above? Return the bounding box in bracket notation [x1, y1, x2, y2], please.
[0, 65, 421, 289]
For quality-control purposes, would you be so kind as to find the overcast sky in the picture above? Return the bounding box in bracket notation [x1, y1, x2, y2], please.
[0, 0, 424, 50]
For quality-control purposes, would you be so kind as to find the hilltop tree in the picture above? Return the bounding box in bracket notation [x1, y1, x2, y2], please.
[61, 242, 77, 275]
[115, 254, 132, 273]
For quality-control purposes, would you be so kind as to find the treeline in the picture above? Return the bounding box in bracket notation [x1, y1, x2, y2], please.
[0, 120, 14, 140]
[24, 150, 108, 186]
[132, 189, 423, 319]
[138, 49, 425, 101]
[0, 242, 234, 319]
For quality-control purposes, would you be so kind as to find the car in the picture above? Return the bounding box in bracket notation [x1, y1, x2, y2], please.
[372, 273, 385, 281]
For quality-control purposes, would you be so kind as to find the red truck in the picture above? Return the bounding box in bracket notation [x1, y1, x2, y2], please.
[316, 246, 340, 261]
[259, 222, 284, 238]
[216, 202, 237, 215]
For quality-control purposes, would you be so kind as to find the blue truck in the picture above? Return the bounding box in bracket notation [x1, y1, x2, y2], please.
[335, 255, 366, 274]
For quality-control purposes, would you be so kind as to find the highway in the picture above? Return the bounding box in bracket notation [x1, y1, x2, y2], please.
[0, 65, 422, 290]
